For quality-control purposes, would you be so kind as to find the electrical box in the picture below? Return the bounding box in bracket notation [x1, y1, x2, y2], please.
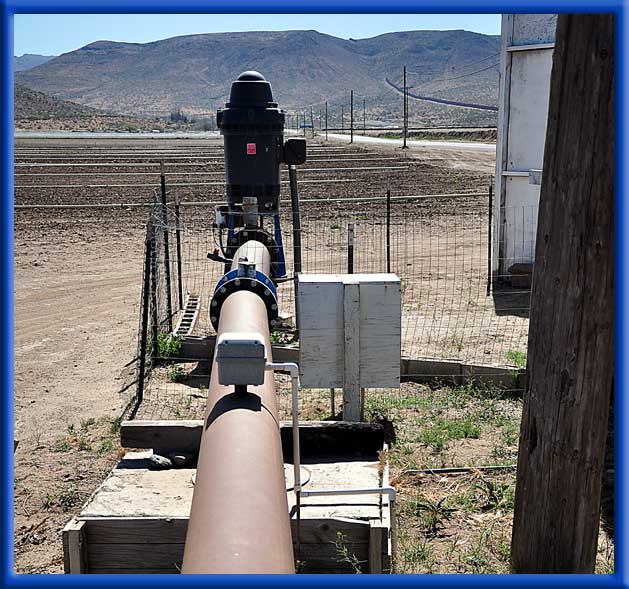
[296, 274, 401, 389]
[215, 332, 267, 386]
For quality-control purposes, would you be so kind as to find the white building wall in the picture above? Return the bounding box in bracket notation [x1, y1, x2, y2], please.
[493, 14, 557, 278]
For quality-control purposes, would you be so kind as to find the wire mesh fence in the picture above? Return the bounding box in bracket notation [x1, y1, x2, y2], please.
[130, 192, 535, 423]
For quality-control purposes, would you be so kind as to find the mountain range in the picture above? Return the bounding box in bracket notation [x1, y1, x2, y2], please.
[14, 54, 56, 72]
[15, 29, 501, 126]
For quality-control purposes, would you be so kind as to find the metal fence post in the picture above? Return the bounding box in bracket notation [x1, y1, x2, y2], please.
[137, 224, 153, 406]
[350, 90, 354, 144]
[348, 223, 355, 274]
[386, 190, 391, 273]
[487, 181, 493, 296]
[403, 66, 408, 149]
[174, 192, 184, 309]
[149, 215, 159, 363]
[159, 162, 174, 332]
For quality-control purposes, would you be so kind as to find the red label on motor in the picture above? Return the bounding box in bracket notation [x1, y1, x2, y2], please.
[246, 143, 256, 155]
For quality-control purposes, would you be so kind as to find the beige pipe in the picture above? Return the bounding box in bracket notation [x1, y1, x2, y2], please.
[182, 241, 293, 574]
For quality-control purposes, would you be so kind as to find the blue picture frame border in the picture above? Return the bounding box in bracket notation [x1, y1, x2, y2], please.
[1, 2, 626, 588]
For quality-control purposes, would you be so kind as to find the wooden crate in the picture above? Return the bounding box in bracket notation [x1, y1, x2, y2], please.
[63, 421, 392, 574]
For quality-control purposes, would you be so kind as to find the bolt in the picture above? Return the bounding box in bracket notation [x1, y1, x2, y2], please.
[235, 279, 241, 286]
[250, 280, 257, 287]
[271, 304, 277, 311]
[264, 289, 271, 296]
[221, 287, 227, 294]
[211, 300, 217, 307]
[211, 316, 217, 323]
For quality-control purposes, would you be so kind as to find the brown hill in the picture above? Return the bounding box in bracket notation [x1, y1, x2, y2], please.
[16, 29, 500, 126]
[14, 84, 177, 132]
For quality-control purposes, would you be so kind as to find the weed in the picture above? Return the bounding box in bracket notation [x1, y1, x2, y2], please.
[80, 417, 96, 432]
[493, 540, 511, 562]
[331, 223, 341, 230]
[461, 529, 495, 574]
[476, 479, 515, 511]
[31, 430, 44, 449]
[42, 493, 56, 510]
[334, 531, 365, 573]
[490, 445, 518, 463]
[157, 332, 182, 359]
[168, 366, 186, 383]
[77, 438, 92, 452]
[109, 416, 122, 435]
[415, 415, 481, 452]
[401, 537, 432, 566]
[67, 423, 76, 435]
[97, 438, 113, 456]
[449, 334, 464, 353]
[58, 484, 83, 512]
[505, 350, 527, 369]
[53, 438, 71, 453]
[407, 497, 455, 537]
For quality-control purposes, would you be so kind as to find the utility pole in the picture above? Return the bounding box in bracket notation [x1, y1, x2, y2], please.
[402, 65, 408, 149]
[510, 14, 614, 574]
[363, 98, 366, 135]
[350, 90, 354, 144]
[319, 106, 322, 130]
[302, 112, 306, 137]
[310, 106, 315, 137]
[325, 101, 328, 141]
[341, 104, 344, 132]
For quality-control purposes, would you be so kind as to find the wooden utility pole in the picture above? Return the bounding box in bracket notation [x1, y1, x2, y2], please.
[510, 14, 614, 574]
[402, 66, 408, 149]
[325, 101, 328, 141]
[310, 106, 315, 137]
[341, 104, 344, 132]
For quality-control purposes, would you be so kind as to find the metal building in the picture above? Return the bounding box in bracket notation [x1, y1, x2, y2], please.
[493, 14, 557, 280]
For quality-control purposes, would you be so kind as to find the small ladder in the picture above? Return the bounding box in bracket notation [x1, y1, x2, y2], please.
[173, 293, 201, 337]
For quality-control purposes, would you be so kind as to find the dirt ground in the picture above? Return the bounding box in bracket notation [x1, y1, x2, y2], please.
[13, 133, 499, 573]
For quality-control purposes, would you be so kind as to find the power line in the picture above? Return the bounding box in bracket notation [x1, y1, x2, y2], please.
[429, 62, 500, 83]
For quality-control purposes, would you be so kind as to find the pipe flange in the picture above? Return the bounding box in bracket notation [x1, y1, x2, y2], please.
[209, 269, 279, 331]
[226, 228, 279, 273]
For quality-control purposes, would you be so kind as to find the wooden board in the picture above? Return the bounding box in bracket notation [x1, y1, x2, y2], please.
[297, 274, 401, 389]
[62, 518, 87, 574]
[120, 419, 385, 459]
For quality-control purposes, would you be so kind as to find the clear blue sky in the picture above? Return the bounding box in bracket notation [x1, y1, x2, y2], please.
[14, 13, 501, 56]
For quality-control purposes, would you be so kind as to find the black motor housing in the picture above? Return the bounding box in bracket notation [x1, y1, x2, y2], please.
[217, 71, 285, 214]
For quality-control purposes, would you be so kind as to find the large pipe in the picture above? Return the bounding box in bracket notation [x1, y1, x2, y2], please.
[182, 242, 294, 574]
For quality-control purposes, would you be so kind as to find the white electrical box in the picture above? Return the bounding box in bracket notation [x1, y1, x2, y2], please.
[296, 274, 401, 389]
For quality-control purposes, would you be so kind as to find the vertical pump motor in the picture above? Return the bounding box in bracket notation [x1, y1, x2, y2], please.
[209, 71, 306, 329]
[217, 71, 285, 214]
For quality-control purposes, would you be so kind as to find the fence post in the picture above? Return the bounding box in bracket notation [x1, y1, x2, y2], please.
[174, 192, 184, 310]
[363, 98, 366, 135]
[289, 166, 302, 274]
[402, 65, 408, 149]
[347, 223, 355, 274]
[136, 223, 154, 406]
[159, 162, 174, 332]
[487, 181, 493, 296]
[386, 190, 391, 273]
[350, 90, 354, 144]
[149, 215, 159, 363]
